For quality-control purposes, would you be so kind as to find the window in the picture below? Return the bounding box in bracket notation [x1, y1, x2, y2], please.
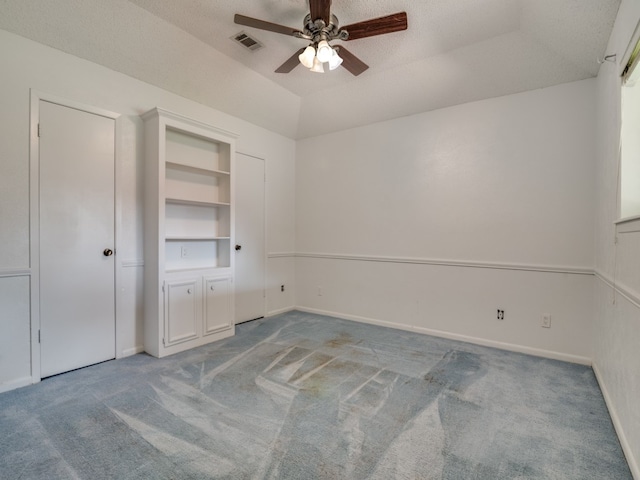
[620, 33, 640, 220]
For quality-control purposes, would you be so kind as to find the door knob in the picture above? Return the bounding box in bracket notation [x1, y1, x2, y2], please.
[103, 248, 113, 256]
[235, 244, 242, 251]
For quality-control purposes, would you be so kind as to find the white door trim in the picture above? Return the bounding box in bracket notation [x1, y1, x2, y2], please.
[236, 150, 267, 322]
[29, 90, 122, 384]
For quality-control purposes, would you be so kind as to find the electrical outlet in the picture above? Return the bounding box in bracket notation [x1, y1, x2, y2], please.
[281, 285, 285, 292]
[497, 309, 505, 320]
[318, 286, 323, 296]
[180, 246, 188, 258]
[542, 314, 551, 328]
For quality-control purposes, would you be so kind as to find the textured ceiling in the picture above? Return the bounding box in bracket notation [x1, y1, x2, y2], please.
[0, 0, 621, 139]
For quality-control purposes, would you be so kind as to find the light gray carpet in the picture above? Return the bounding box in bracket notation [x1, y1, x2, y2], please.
[0, 311, 632, 479]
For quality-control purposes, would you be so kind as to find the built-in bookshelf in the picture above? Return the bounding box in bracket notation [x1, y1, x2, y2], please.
[142, 108, 237, 357]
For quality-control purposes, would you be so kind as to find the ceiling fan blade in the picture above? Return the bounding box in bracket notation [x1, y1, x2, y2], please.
[343, 12, 408, 40]
[336, 46, 369, 76]
[275, 48, 306, 73]
[234, 14, 301, 36]
[309, 0, 332, 25]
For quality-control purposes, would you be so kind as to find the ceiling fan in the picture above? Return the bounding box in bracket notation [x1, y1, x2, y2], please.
[234, 0, 407, 76]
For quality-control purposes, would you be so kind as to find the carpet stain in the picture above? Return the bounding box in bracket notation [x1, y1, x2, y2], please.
[324, 331, 356, 348]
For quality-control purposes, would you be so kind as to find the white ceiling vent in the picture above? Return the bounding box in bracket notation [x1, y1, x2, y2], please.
[232, 31, 264, 51]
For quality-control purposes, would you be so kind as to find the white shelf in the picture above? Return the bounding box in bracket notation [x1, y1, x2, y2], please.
[164, 202, 229, 239]
[165, 126, 230, 173]
[165, 236, 231, 241]
[165, 197, 230, 208]
[166, 161, 229, 177]
[165, 165, 230, 205]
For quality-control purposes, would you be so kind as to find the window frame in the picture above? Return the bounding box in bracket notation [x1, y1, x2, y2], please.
[617, 22, 640, 228]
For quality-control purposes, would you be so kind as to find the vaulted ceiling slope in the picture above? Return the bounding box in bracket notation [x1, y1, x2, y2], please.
[0, 0, 621, 139]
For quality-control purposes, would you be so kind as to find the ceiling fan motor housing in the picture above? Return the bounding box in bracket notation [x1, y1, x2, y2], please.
[300, 14, 349, 43]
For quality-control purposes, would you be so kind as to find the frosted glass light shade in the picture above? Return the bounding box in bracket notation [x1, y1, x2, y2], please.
[316, 40, 333, 63]
[328, 49, 343, 70]
[299, 45, 316, 69]
[310, 56, 325, 73]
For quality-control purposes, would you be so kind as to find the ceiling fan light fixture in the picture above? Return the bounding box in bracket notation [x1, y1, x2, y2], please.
[235, 4, 408, 76]
[299, 45, 316, 69]
[310, 56, 325, 73]
[316, 40, 333, 63]
[328, 49, 343, 70]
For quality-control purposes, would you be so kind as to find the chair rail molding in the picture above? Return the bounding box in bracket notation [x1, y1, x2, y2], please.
[0, 268, 31, 278]
[295, 252, 594, 276]
[594, 269, 640, 310]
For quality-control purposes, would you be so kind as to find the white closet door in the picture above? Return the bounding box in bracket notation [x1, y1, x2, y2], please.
[39, 100, 116, 378]
[234, 153, 266, 323]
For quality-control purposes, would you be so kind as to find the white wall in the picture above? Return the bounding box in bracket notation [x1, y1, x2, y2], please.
[594, 0, 640, 477]
[296, 79, 597, 363]
[0, 29, 296, 392]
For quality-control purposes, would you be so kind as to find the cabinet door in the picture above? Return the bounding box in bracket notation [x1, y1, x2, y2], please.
[203, 276, 232, 336]
[164, 279, 199, 346]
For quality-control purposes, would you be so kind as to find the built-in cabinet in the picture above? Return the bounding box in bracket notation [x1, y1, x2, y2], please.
[142, 108, 237, 357]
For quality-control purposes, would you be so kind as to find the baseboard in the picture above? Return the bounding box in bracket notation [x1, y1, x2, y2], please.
[267, 306, 296, 317]
[593, 362, 640, 480]
[0, 376, 33, 394]
[121, 346, 144, 357]
[295, 306, 592, 366]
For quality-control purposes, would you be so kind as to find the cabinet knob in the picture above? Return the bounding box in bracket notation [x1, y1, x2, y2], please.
[210, 285, 215, 291]
[187, 289, 192, 294]
[103, 248, 113, 257]
[235, 244, 242, 251]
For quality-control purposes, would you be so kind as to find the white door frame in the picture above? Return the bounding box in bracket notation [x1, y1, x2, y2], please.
[236, 150, 267, 322]
[29, 90, 122, 384]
